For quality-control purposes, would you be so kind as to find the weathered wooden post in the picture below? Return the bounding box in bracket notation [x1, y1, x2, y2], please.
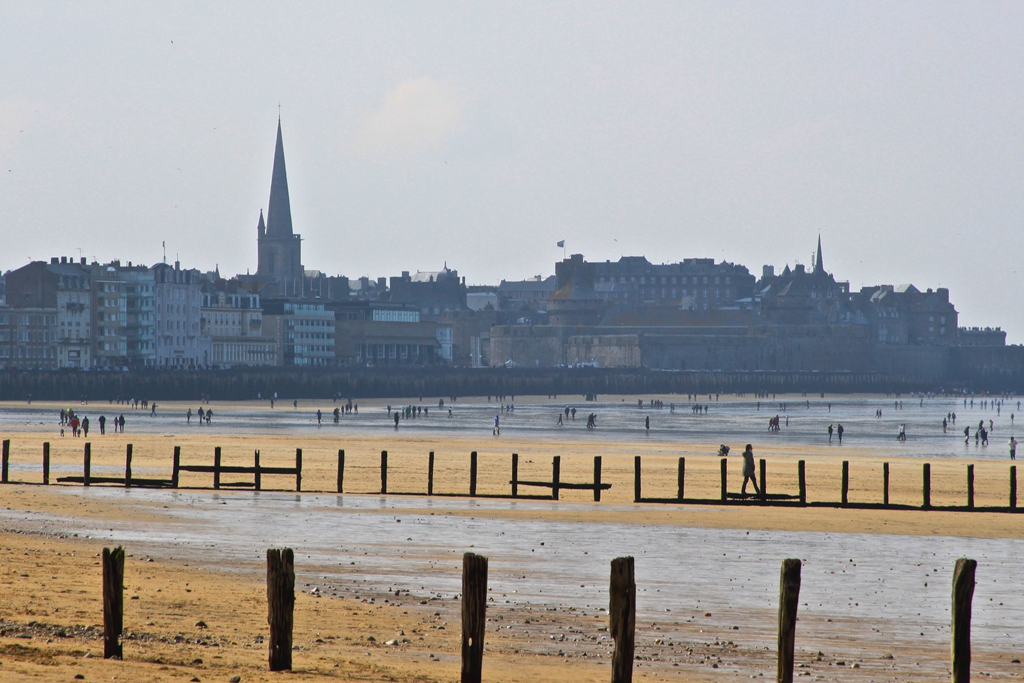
[923, 463, 931, 509]
[798, 460, 806, 504]
[294, 448, 302, 492]
[461, 552, 488, 683]
[124, 444, 133, 487]
[966, 464, 974, 509]
[171, 446, 180, 488]
[633, 456, 642, 502]
[759, 458, 767, 502]
[510, 453, 518, 498]
[266, 548, 295, 672]
[1010, 465, 1017, 509]
[427, 451, 435, 495]
[720, 457, 728, 502]
[883, 462, 890, 506]
[254, 449, 262, 491]
[841, 461, 849, 505]
[677, 457, 685, 502]
[551, 456, 561, 500]
[336, 449, 345, 493]
[609, 556, 636, 683]
[951, 558, 977, 683]
[777, 558, 802, 683]
[380, 450, 388, 494]
[102, 546, 125, 659]
[42, 442, 50, 485]
[213, 447, 222, 489]
[1, 439, 9, 483]
[470, 451, 478, 497]
[594, 455, 603, 502]
[84, 442, 92, 487]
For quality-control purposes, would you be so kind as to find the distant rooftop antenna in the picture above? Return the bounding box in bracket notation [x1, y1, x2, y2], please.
[162, 241, 167, 264]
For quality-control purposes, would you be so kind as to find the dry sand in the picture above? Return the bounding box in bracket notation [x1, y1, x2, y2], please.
[2, 424, 1023, 682]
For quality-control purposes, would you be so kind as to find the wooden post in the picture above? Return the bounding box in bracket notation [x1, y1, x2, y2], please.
[84, 442, 92, 487]
[1011, 465, 1017, 509]
[336, 449, 345, 493]
[923, 463, 931, 509]
[380, 450, 388, 494]
[798, 460, 806, 504]
[42, 442, 50, 485]
[841, 461, 849, 505]
[677, 457, 685, 502]
[172, 446, 180, 488]
[266, 548, 295, 672]
[428, 451, 435, 495]
[609, 556, 636, 683]
[883, 462, 890, 506]
[633, 456, 642, 502]
[213, 447, 222, 489]
[470, 451, 478, 497]
[124, 444, 133, 487]
[776, 558, 802, 683]
[511, 453, 518, 498]
[102, 546, 125, 659]
[966, 464, 974, 509]
[551, 455, 561, 500]
[594, 455, 603, 501]
[254, 449, 262, 491]
[294, 448, 302, 492]
[720, 457, 728, 502]
[1, 439, 8, 483]
[461, 552, 488, 683]
[951, 558, 977, 683]
[759, 458, 767, 502]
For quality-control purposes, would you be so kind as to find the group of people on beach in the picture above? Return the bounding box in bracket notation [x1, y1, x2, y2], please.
[59, 409, 123, 436]
[186, 407, 213, 425]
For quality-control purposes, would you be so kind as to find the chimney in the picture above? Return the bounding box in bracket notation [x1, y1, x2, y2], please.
[377, 277, 387, 290]
[61, 256, 67, 264]
[51, 257, 59, 265]
[81, 258, 86, 265]
[762, 265, 774, 279]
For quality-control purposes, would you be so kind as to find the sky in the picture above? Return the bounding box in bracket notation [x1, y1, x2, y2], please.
[1, 2, 1022, 341]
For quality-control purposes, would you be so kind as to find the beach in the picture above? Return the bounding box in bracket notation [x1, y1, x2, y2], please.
[1, 395, 1022, 681]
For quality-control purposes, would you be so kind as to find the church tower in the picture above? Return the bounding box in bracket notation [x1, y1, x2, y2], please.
[256, 118, 303, 294]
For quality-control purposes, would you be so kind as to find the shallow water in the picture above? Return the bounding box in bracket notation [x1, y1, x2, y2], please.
[4, 395, 1022, 461]
[4, 486, 1022, 664]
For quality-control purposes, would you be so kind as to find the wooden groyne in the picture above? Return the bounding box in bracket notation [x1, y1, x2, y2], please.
[2, 438, 1020, 513]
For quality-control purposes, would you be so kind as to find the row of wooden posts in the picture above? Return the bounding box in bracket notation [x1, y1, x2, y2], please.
[2, 439, 1020, 511]
[96, 546, 980, 683]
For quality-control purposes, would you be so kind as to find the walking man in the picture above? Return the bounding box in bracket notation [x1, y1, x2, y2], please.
[741, 444, 760, 496]
[1010, 436, 1018, 461]
[828, 424, 834, 443]
[837, 424, 844, 444]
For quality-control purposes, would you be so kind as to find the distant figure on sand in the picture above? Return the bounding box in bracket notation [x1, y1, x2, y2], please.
[741, 444, 760, 496]
[828, 424, 834, 443]
[1009, 436, 1017, 460]
[393, 412, 400, 429]
[837, 424, 844, 444]
[645, 416, 650, 433]
[493, 415, 500, 436]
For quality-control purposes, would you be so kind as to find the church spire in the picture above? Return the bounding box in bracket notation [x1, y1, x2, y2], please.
[256, 209, 266, 237]
[265, 118, 293, 237]
[813, 234, 825, 276]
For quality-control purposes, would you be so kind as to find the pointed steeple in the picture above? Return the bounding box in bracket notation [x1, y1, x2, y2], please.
[265, 118, 293, 237]
[256, 209, 266, 237]
[813, 235, 825, 276]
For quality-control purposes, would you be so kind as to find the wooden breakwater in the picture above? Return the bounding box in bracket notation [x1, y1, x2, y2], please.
[3, 438, 1020, 513]
[0, 366, 985, 402]
[84, 545, 986, 683]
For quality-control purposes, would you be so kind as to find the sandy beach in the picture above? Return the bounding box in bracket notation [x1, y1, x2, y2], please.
[2, 396, 1023, 681]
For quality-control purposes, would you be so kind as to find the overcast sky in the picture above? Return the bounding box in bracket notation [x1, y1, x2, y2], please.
[1, 2, 1022, 341]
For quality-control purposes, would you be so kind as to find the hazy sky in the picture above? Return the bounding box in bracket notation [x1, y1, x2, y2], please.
[2, 2, 1022, 341]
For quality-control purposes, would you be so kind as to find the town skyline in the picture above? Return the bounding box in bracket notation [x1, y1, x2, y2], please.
[2, 3, 1021, 342]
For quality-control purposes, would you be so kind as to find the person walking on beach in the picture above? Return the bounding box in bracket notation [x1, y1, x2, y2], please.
[82, 416, 90, 437]
[187, 408, 192, 424]
[645, 415, 650, 433]
[1009, 436, 1018, 460]
[316, 410, 322, 426]
[98, 415, 106, 435]
[493, 415, 500, 436]
[557, 413, 563, 426]
[837, 423, 844, 444]
[393, 412, 400, 429]
[741, 444, 760, 496]
[964, 426, 970, 444]
[828, 424, 834, 443]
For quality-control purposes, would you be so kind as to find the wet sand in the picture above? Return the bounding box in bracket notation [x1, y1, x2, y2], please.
[2, 397, 1023, 681]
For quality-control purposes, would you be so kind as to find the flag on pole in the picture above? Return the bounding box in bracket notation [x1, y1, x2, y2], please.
[556, 240, 565, 248]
